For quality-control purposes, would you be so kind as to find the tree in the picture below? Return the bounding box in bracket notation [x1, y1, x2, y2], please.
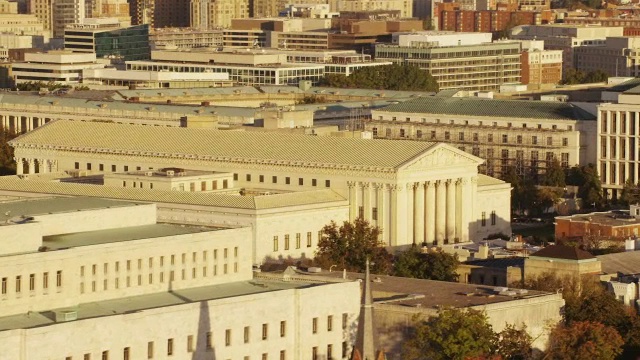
[496, 324, 533, 360]
[393, 246, 459, 281]
[541, 158, 566, 187]
[566, 164, 603, 208]
[314, 218, 392, 274]
[619, 179, 640, 205]
[583, 69, 608, 84]
[320, 64, 439, 92]
[562, 69, 586, 85]
[562, 69, 608, 85]
[545, 321, 624, 360]
[0, 125, 17, 175]
[402, 308, 498, 360]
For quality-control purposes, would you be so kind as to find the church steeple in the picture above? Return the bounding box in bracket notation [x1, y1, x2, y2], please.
[353, 258, 376, 360]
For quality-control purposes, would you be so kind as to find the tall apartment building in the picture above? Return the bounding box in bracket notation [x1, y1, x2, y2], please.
[0, 0, 18, 13]
[331, 0, 414, 18]
[375, 32, 521, 91]
[368, 97, 597, 178]
[518, 40, 562, 88]
[27, 0, 53, 36]
[575, 37, 640, 78]
[52, 0, 85, 38]
[189, 0, 250, 29]
[0, 14, 49, 38]
[84, 0, 130, 25]
[511, 24, 624, 74]
[597, 87, 640, 198]
[128, 0, 153, 26]
[129, 0, 189, 28]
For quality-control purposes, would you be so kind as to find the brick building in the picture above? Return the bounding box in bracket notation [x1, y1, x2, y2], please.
[555, 205, 640, 242]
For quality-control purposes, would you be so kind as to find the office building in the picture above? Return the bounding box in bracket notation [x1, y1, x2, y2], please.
[519, 39, 562, 88]
[190, 0, 250, 29]
[64, 22, 150, 61]
[376, 32, 522, 91]
[575, 36, 640, 78]
[368, 96, 597, 178]
[12, 51, 104, 85]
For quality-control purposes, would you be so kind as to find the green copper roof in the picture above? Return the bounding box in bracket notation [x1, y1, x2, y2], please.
[377, 97, 597, 121]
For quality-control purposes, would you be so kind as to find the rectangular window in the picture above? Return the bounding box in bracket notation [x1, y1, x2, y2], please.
[372, 207, 378, 221]
[312, 179, 317, 186]
[223, 179, 228, 188]
[244, 326, 250, 343]
[280, 350, 286, 360]
[233, 173, 238, 181]
[111, 165, 116, 172]
[307, 232, 312, 247]
[491, 211, 496, 225]
[124, 166, 128, 171]
[101, 351, 108, 360]
[299, 178, 304, 185]
[124, 347, 130, 360]
[296, 233, 301, 249]
[201, 181, 206, 191]
[547, 137, 553, 146]
[280, 320, 286, 337]
[167, 338, 173, 356]
[312, 347, 318, 360]
[75, 162, 79, 169]
[481, 212, 486, 227]
[99, 164, 104, 171]
[502, 134, 508, 143]
[2, 277, 6, 294]
[327, 344, 333, 360]
[262, 323, 268, 340]
[285, 177, 290, 184]
[87, 163, 92, 170]
[147, 342, 154, 359]
[225, 329, 232, 346]
[563, 137, 568, 146]
[206, 331, 213, 349]
[284, 235, 290, 250]
[327, 315, 333, 331]
[358, 206, 364, 219]
[84, 355, 91, 360]
[342, 313, 348, 329]
[29, 273, 34, 291]
[15, 275, 20, 293]
[259, 175, 264, 183]
[312, 317, 318, 334]
[532, 136, 538, 145]
[325, 180, 330, 187]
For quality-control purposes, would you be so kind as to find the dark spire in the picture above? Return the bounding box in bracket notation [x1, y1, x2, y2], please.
[353, 258, 376, 360]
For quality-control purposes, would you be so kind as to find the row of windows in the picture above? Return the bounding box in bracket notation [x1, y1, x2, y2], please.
[375, 127, 570, 146]
[75, 162, 147, 173]
[1, 271, 63, 295]
[233, 173, 331, 188]
[122, 179, 230, 191]
[273, 232, 315, 251]
[379, 117, 573, 131]
[63, 315, 350, 360]
[480, 211, 498, 227]
[601, 111, 639, 135]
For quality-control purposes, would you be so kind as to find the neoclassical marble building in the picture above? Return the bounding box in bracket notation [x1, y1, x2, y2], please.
[10, 120, 512, 245]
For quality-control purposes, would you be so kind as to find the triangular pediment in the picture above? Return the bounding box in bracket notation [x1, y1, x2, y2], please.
[397, 143, 484, 171]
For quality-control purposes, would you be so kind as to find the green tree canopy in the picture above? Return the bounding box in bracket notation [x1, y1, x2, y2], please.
[393, 246, 459, 281]
[545, 321, 624, 360]
[320, 64, 439, 92]
[566, 164, 603, 207]
[314, 218, 392, 274]
[402, 308, 498, 360]
[496, 324, 533, 360]
[620, 179, 640, 205]
[541, 158, 566, 187]
[562, 69, 609, 85]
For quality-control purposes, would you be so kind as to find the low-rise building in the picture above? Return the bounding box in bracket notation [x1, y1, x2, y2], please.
[575, 36, 640, 78]
[12, 51, 105, 85]
[555, 205, 640, 242]
[0, 196, 360, 360]
[518, 39, 563, 88]
[103, 168, 235, 191]
[150, 28, 223, 49]
[368, 96, 596, 178]
[81, 67, 231, 89]
[524, 244, 602, 280]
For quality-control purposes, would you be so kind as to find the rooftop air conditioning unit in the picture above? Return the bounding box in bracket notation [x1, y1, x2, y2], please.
[166, 170, 175, 176]
[55, 310, 78, 322]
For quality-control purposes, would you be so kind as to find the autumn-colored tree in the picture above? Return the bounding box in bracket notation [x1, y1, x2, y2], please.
[314, 218, 392, 274]
[402, 308, 498, 360]
[545, 321, 624, 360]
[496, 324, 533, 360]
[0, 125, 17, 175]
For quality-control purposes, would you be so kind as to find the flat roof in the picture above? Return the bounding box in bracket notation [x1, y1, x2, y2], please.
[287, 270, 551, 309]
[0, 279, 324, 332]
[558, 211, 640, 227]
[0, 177, 347, 210]
[376, 97, 596, 121]
[113, 168, 228, 178]
[43, 223, 221, 250]
[0, 197, 144, 225]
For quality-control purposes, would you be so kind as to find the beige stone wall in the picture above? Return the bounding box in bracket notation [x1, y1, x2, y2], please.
[525, 257, 602, 280]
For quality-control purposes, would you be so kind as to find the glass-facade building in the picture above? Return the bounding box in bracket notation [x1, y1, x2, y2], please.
[64, 24, 151, 61]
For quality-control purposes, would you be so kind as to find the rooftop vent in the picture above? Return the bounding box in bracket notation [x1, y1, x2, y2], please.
[54, 310, 78, 322]
[166, 170, 175, 176]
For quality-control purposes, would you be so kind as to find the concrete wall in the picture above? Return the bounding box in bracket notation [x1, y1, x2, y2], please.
[0, 280, 360, 360]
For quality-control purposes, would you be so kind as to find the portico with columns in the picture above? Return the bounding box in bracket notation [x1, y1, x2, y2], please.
[9, 120, 512, 247]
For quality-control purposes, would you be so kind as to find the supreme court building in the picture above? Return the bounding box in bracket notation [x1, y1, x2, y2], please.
[9, 120, 511, 247]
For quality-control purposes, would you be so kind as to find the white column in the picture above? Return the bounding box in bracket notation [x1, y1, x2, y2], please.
[435, 180, 446, 245]
[414, 182, 425, 245]
[377, 184, 388, 243]
[348, 181, 357, 221]
[460, 177, 472, 242]
[363, 182, 372, 222]
[27, 159, 35, 174]
[446, 179, 456, 242]
[39, 159, 48, 173]
[425, 181, 436, 245]
[390, 185, 399, 246]
[14, 157, 23, 175]
[406, 183, 415, 246]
